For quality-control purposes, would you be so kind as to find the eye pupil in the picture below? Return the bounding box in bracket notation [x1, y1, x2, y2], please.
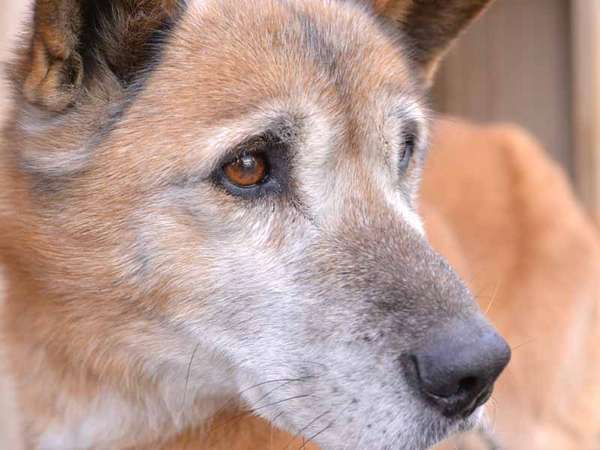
[223, 152, 267, 187]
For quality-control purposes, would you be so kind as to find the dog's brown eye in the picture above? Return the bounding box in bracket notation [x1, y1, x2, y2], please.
[223, 153, 267, 187]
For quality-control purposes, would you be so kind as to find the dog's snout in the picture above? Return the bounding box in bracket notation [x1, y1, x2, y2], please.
[409, 320, 511, 418]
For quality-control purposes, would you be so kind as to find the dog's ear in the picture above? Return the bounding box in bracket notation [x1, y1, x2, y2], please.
[19, 0, 181, 112]
[373, 0, 492, 81]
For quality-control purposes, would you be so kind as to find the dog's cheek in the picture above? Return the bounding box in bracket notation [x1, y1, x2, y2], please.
[129, 195, 309, 326]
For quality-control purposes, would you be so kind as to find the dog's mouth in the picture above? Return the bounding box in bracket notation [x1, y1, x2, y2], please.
[243, 359, 490, 450]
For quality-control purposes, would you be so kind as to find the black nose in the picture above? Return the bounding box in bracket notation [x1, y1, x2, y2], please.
[409, 320, 511, 418]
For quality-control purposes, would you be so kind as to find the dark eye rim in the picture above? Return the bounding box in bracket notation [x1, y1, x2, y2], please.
[212, 133, 288, 199]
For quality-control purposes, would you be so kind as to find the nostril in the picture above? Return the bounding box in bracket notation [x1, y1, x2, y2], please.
[457, 376, 478, 394]
[410, 355, 492, 417]
[414, 364, 484, 401]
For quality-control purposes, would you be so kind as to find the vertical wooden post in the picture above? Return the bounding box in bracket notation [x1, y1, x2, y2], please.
[0, 0, 30, 60]
[433, 0, 573, 176]
[572, 0, 600, 224]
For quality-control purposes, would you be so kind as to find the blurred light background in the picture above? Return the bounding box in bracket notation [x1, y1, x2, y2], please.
[434, 0, 600, 225]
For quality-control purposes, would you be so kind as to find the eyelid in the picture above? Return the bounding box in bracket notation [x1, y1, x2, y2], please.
[219, 136, 268, 167]
[401, 119, 420, 142]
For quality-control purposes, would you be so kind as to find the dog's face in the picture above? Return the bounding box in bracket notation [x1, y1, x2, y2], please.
[2, 0, 510, 448]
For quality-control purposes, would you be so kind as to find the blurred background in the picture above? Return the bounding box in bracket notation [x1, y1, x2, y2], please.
[1, 0, 599, 223]
[433, 0, 600, 225]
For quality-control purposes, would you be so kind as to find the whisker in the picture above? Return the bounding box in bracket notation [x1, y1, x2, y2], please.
[510, 337, 537, 352]
[271, 410, 286, 423]
[299, 421, 334, 450]
[484, 282, 501, 315]
[488, 396, 499, 431]
[252, 377, 314, 407]
[283, 410, 332, 449]
[210, 376, 316, 421]
[208, 394, 313, 434]
[251, 394, 314, 415]
[180, 343, 201, 412]
[241, 377, 317, 396]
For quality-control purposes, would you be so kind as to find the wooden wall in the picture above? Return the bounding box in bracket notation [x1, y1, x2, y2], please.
[572, 0, 600, 223]
[433, 0, 574, 178]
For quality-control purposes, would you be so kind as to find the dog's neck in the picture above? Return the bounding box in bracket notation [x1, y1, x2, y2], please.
[0, 269, 238, 450]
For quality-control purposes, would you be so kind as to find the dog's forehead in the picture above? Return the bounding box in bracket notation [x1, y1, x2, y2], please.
[107, 0, 428, 194]
[153, 0, 420, 121]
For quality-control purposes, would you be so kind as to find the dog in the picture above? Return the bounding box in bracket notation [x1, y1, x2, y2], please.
[0, 1, 512, 449]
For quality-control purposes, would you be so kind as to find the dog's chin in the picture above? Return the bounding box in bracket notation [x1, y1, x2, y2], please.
[408, 410, 484, 450]
[399, 405, 485, 450]
[268, 401, 486, 450]
[414, 405, 486, 450]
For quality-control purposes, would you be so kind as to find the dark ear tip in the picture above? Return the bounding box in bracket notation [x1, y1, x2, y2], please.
[17, 0, 184, 112]
[375, 0, 493, 81]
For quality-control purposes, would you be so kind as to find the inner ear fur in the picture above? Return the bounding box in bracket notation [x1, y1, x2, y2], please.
[20, 0, 182, 113]
[374, 0, 493, 81]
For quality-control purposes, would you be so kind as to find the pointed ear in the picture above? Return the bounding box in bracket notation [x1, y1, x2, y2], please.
[373, 0, 493, 82]
[19, 0, 181, 112]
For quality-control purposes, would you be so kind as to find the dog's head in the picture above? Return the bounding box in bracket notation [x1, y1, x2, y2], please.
[2, 0, 509, 448]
